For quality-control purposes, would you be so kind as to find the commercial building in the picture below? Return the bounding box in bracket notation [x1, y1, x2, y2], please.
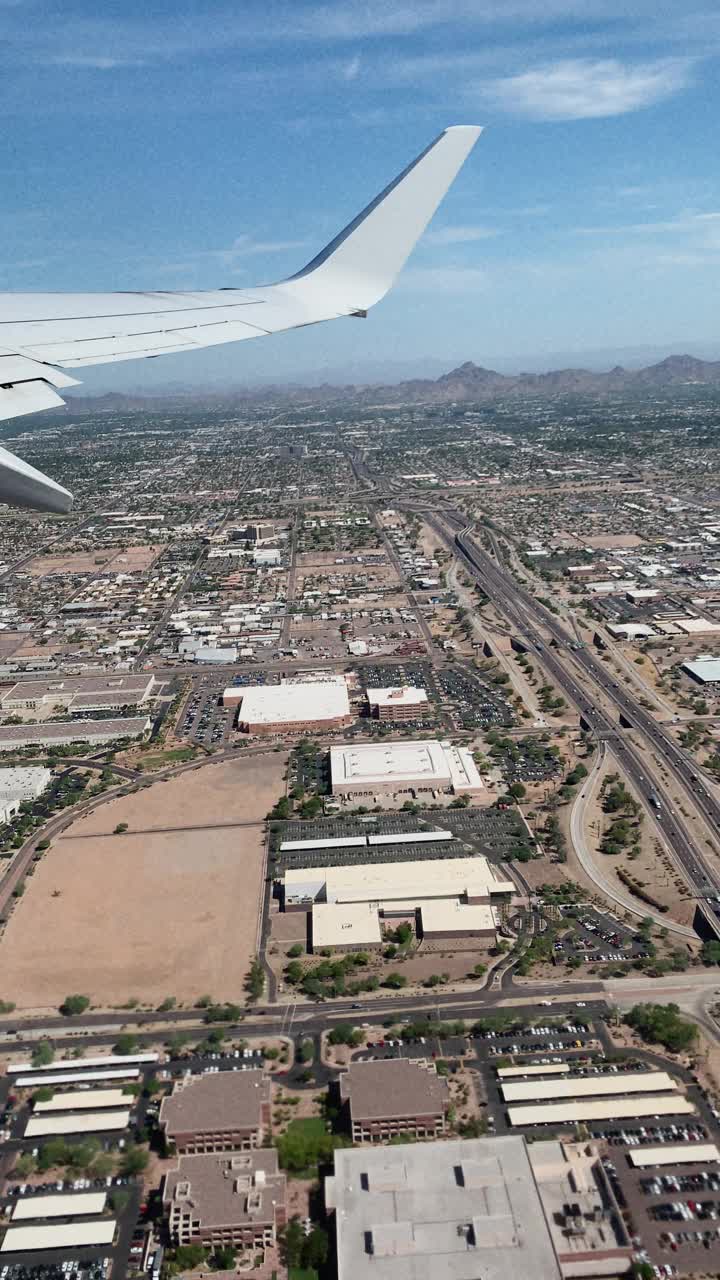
[366, 687, 429, 722]
[160, 1071, 271, 1154]
[681, 656, 720, 685]
[284, 854, 514, 953]
[0, 1222, 117, 1253]
[0, 765, 51, 823]
[163, 1149, 287, 1251]
[339, 1059, 449, 1143]
[507, 1095, 694, 1128]
[25, 1111, 131, 1138]
[325, 1136, 562, 1280]
[12, 1192, 107, 1220]
[0, 674, 156, 713]
[311, 902, 383, 952]
[284, 856, 514, 910]
[501, 1071, 676, 1104]
[231, 677, 352, 735]
[628, 1144, 719, 1167]
[0, 717, 151, 750]
[330, 739, 483, 797]
[528, 1141, 632, 1278]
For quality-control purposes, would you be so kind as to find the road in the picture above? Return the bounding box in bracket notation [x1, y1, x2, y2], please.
[424, 511, 720, 930]
[569, 743, 696, 938]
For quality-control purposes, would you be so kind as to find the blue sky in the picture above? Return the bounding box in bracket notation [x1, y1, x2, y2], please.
[2, 0, 719, 389]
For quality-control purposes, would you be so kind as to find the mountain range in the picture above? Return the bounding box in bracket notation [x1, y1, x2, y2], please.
[65, 353, 720, 412]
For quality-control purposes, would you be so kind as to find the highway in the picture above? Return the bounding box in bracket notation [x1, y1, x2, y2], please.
[423, 510, 720, 927]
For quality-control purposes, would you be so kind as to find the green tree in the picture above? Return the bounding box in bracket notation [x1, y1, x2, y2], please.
[384, 972, 408, 989]
[287, 943, 304, 958]
[114, 1033, 138, 1055]
[60, 994, 90, 1016]
[245, 957, 264, 1001]
[625, 1003, 697, 1053]
[33, 1086, 55, 1103]
[114, 822, 129, 834]
[32, 1040, 54, 1067]
[211, 1246, 236, 1271]
[121, 1144, 149, 1176]
[14, 1153, 37, 1178]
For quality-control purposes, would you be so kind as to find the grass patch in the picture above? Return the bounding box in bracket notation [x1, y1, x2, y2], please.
[284, 1116, 326, 1139]
[289, 1270, 318, 1280]
[142, 747, 197, 770]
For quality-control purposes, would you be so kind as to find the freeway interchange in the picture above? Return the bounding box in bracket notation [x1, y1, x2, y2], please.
[422, 509, 720, 931]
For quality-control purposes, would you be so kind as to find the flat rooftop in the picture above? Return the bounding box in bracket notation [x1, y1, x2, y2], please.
[682, 657, 720, 682]
[366, 687, 428, 708]
[33, 1088, 129, 1112]
[163, 1149, 285, 1231]
[25, 1111, 131, 1137]
[285, 856, 514, 905]
[326, 1135, 561, 1280]
[312, 902, 382, 949]
[501, 1070, 677, 1104]
[418, 899, 497, 934]
[0, 718, 150, 744]
[12, 1192, 107, 1220]
[339, 1059, 449, 1122]
[238, 677, 350, 725]
[508, 1095, 694, 1127]
[0, 1221, 116, 1253]
[160, 1070, 269, 1136]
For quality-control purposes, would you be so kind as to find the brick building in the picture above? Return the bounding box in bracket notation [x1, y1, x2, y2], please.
[339, 1058, 449, 1143]
[159, 1071, 270, 1154]
[163, 1149, 286, 1251]
[366, 686, 429, 722]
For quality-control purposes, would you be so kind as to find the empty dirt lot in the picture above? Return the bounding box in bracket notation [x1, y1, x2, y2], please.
[0, 753, 287, 1012]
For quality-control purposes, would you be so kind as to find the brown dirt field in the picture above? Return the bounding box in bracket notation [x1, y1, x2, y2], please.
[0, 754, 287, 1012]
[28, 544, 162, 576]
[586, 759, 696, 927]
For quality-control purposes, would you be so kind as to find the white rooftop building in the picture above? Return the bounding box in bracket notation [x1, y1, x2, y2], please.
[230, 677, 352, 734]
[0, 765, 51, 824]
[330, 739, 483, 796]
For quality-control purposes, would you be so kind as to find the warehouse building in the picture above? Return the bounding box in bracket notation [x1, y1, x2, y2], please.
[229, 677, 352, 735]
[163, 1149, 286, 1251]
[339, 1059, 449, 1143]
[0, 765, 51, 824]
[0, 1222, 117, 1253]
[325, 1136, 563, 1280]
[330, 739, 483, 797]
[160, 1071, 271, 1154]
[507, 1095, 694, 1128]
[284, 856, 513, 953]
[366, 686, 430, 722]
[0, 674, 156, 713]
[0, 717, 151, 750]
[681, 656, 720, 685]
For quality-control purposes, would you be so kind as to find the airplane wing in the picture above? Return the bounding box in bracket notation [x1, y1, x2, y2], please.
[0, 125, 482, 514]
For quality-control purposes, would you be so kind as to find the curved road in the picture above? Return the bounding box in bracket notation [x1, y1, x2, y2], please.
[569, 743, 696, 938]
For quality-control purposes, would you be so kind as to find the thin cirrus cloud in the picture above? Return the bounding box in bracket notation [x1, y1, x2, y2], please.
[482, 57, 694, 120]
[425, 225, 500, 245]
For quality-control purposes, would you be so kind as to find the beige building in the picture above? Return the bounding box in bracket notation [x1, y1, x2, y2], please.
[229, 677, 352, 735]
[330, 739, 483, 797]
[366, 686, 429, 722]
[163, 1149, 287, 1251]
[160, 1071, 270, 1154]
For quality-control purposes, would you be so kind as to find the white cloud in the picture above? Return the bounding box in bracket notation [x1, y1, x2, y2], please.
[574, 211, 720, 235]
[482, 57, 693, 120]
[45, 55, 146, 69]
[342, 53, 361, 81]
[426, 224, 500, 244]
[400, 265, 490, 293]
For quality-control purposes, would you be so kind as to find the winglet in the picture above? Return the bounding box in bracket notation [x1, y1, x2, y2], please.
[0, 443, 73, 513]
[284, 125, 483, 311]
